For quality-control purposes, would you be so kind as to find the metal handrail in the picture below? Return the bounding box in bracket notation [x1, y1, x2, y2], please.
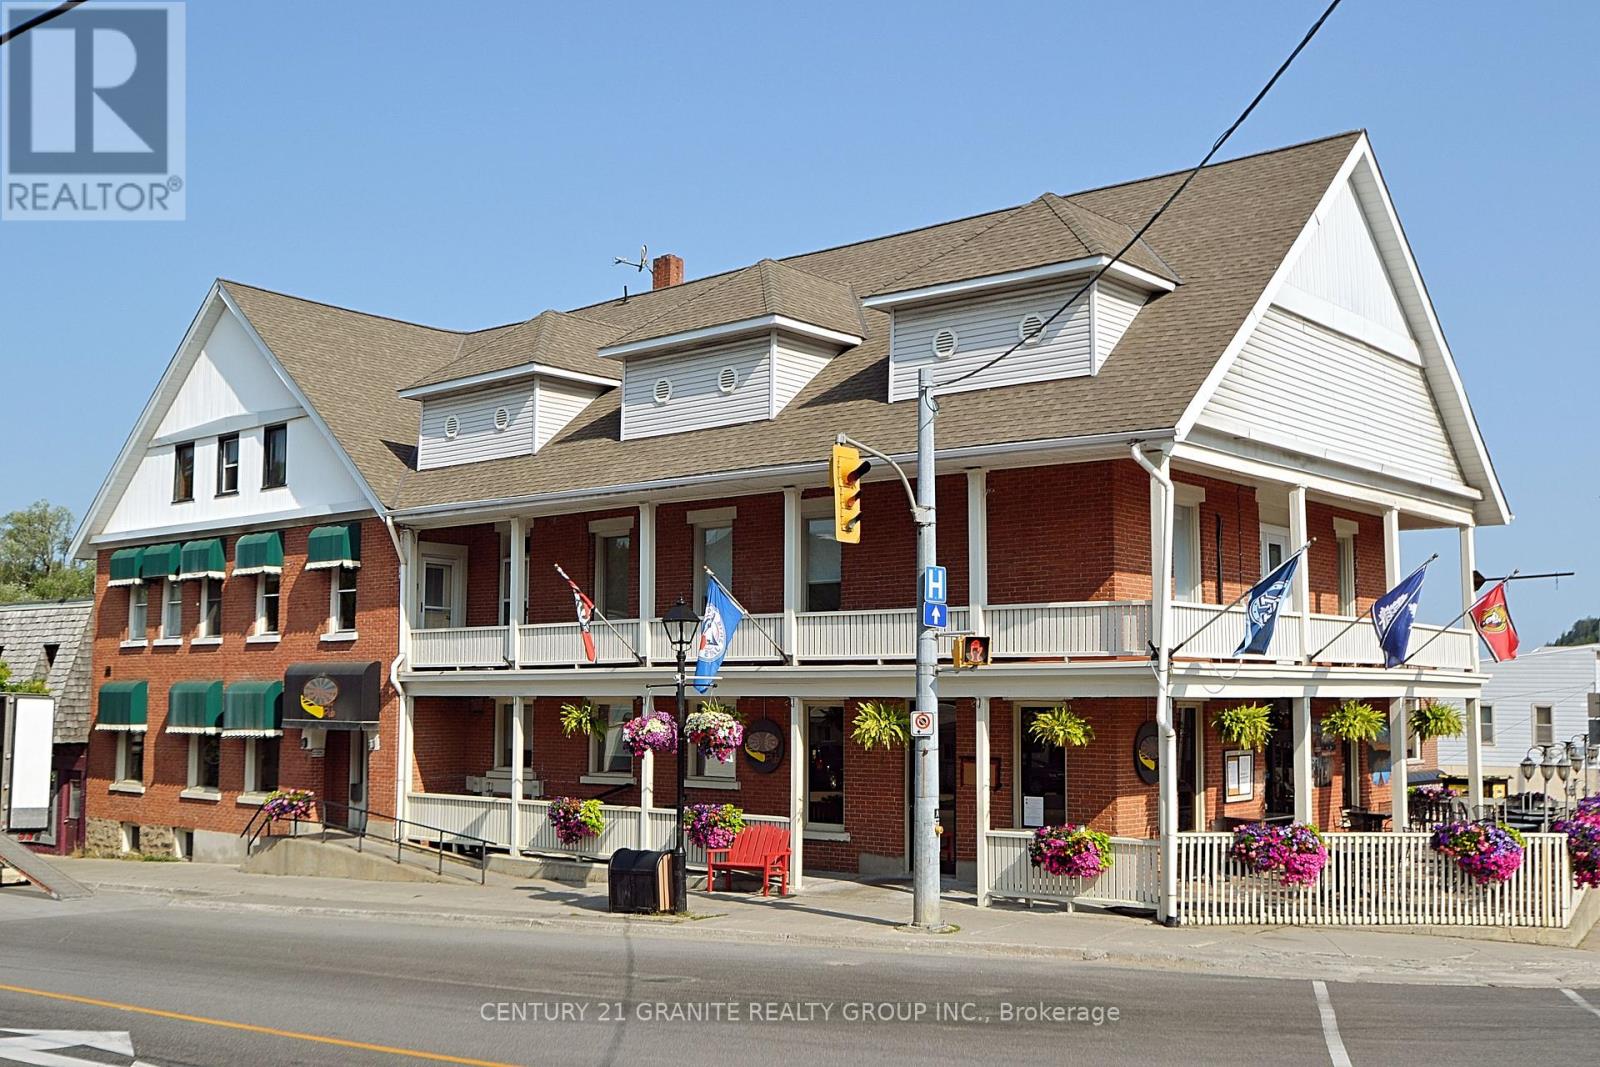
[241, 798, 494, 884]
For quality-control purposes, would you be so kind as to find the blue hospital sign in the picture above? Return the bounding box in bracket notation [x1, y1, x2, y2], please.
[923, 565, 948, 605]
[922, 601, 948, 629]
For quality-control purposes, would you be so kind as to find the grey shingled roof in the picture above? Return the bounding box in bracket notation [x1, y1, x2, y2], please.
[607, 259, 866, 349]
[0, 600, 94, 744]
[408, 310, 622, 391]
[224, 132, 1363, 512]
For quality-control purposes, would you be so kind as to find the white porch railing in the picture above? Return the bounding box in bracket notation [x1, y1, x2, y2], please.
[405, 791, 512, 843]
[686, 614, 786, 664]
[517, 620, 643, 666]
[984, 831, 1160, 909]
[411, 626, 510, 669]
[1307, 614, 1475, 670]
[795, 607, 969, 661]
[1171, 603, 1303, 660]
[1174, 831, 1574, 927]
[644, 808, 791, 869]
[985, 601, 1149, 657]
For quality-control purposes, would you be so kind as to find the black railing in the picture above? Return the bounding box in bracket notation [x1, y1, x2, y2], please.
[241, 799, 494, 884]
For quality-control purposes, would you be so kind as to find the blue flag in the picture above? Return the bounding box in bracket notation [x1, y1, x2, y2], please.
[1371, 561, 1428, 668]
[694, 578, 745, 693]
[1234, 554, 1301, 656]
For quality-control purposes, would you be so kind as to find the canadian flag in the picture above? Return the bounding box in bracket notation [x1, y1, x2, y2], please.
[554, 564, 598, 663]
[1469, 581, 1520, 663]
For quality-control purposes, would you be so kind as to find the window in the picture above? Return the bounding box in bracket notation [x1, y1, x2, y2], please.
[594, 532, 631, 619]
[161, 580, 183, 640]
[688, 700, 737, 783]
[589, 702, 634, 777]
[496, 702, 534, 771]
[198, 578, 222, 638]
[1534, 705, 1554, 746]
[262, 423, 288, 488]
[806, 704, 845, 827]
[1018, 706, 1066, 827]
[216, 433, 240, 495]
[803, 516, 841, 612]
[127, 584, 147, 641]
[115, 731, 144, 783]
[188, 735, 220, 791]
[694, 524, 733, 610]
[172, 442, 195, 502]
[498, 539, 529, 626]
[421, 558, 460, 629]
[1172, 504, 1201, 602]
[42, 643, 58, 668]
[1480, 704, 1495, 745]
[255, 574, 280, 636]
[1336, 534, 1357, 615]
[330, 567, 358, 633]
[245, 738, 280, 794]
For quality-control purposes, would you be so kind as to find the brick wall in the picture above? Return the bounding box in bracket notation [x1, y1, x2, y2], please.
[421, 523, 502, 627]
[525, 508, 637, 623]
[85, 516, 401, 838]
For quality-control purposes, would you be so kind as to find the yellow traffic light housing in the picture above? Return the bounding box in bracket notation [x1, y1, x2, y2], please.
[953, 634, 991, 669]
[831, 443, 870, 543]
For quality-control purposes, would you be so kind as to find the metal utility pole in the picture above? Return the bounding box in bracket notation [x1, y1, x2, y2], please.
[911, 367, 941, 929]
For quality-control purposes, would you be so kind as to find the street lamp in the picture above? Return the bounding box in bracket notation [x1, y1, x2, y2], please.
[660, 596, 700, 915]
[1521, 739, 1592, 832]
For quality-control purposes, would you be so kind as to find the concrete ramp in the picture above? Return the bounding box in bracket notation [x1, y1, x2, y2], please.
[0, 833, 93, 900]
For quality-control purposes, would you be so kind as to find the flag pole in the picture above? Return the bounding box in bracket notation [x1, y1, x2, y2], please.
[1307, 553, 1438, 662]
[1397, 570, 1518, 669]
[553, 563, 643, 663]
[1168, 539, 1315, 658]
[704, 566, 792, 665]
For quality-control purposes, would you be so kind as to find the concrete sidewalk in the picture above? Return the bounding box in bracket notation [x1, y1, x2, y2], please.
[29, 857, 1600, 988]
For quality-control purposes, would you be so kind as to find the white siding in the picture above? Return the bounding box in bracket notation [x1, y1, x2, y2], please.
[417, 382, 535, 471]
[889, 277, 1092, 401]
[1437, 646, 1600, 780]
[154, 311, 298, 436]
[772, 333, 835, 414]
[1092, 278, 1146, 372]
[1198, 306, 1466, 488]
[621, 335, 771, 440]
[534, 378, 602, 450]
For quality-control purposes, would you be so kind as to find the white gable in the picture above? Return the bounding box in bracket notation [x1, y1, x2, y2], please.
[155, 311, 299, 436]
[415, 375, 603, 470]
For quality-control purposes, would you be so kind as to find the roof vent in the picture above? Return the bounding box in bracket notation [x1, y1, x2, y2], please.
[1019, 313, 1046, 345]
[443, 415, 460, 439]
[493, 406, 511, 431]
[717, 367, 738, 394]
[653, 378, 673, 405]
[931, 328, 959, 361]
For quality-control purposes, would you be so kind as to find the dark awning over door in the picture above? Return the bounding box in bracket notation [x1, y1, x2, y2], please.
[282, 661, 381, 731]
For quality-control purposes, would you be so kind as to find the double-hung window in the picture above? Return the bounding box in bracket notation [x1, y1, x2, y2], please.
[688, 699, 737, 784]
[589, 702, 634, 778]
[187, 735, 220, 791]
[115, 731, 144, 785]
[497, 702, 534, 773]
[803, 515, 841, 612]
[262, 423, 288, 489]
[1534, 705, 1555, 746]
[1480, 704, 1495, 745]
[593, 524, 632, 620]
[689, 508, 735, 611]
[127, 584, 148, 641]
[161, 580, 183, 640]
[245, 738, 280, 794]
[216, 433, 240, 495]
[330, 567, 358, 634]
[255, 574, 280, 636]
[198, 578, 222, 638]
[1172, 484, 1205, 603]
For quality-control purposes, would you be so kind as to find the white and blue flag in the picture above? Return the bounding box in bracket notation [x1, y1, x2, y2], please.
[1234, 554, 1301, 656]
[1371, 561, 1429, 668]
[694, 576, 745, 693]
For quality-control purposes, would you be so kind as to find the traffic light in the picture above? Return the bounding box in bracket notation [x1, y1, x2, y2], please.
[830, 442, 870, 543]
[953, 634, 991, 669]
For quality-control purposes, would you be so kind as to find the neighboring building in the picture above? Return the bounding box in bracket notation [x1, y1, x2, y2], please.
[1438, 645, 1600, 792]
[0, 600, 93, 854]
[72, 131, 1507, 892]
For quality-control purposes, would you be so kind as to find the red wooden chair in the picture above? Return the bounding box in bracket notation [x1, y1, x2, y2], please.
[706, 823, 791, 896]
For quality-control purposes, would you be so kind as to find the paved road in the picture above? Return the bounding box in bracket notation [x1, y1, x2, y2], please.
[1, 888, 1598, 1066]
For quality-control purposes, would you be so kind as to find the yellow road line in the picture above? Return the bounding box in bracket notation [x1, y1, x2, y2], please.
[0, 981, 522, 1067]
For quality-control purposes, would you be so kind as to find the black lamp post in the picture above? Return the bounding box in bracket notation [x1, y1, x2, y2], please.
[661, 596, 701, 914]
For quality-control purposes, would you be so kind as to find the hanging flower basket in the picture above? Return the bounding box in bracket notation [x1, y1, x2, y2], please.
[621, 710, 678, 756]
[549, 796, 605, 847]
[261, 789, 315, 821]
[1554, 796, 1600, 889]
[1430, 821, 1524, 885]
[1407, 783, 1462, 804]
[1213, 703, 1273, 751]
[685, 704, 744, 764]
[1230, 822, 1328, 886]
[683, 803, 746, 851]
[559, 702, 605, 738]
[1027, 824, 1113, 880]
[1323, 700, 1385, 743]
[1409, 700, 1465, 742]
[850, 701, 909, 751]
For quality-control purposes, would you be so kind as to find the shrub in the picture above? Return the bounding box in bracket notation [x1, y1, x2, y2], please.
[1410, 700, 1465, 741]
[1213, 703, 1273, 751]
[559, 702, 604, 738]
[1027, 705, 1095, 748]
[851, 701, 909, 751]
[1323, 700, 1385, 743]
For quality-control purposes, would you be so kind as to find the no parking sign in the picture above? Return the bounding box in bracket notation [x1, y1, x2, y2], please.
[910, 709, 935, 737]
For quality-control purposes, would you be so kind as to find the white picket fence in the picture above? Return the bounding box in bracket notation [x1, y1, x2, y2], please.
[984, 831, 1161, 909]
[1174, 831, 1574, 927]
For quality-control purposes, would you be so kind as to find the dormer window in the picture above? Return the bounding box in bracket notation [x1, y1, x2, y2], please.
[262, 423, 288, 488]
[172, 442, 195, 502]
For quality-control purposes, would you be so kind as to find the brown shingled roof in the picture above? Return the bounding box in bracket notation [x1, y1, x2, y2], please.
[606, 259, 866, 349]
[408, 310, 621, 391]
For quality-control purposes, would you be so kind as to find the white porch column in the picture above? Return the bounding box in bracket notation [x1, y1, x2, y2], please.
[789, 695, 805, 892]
[639, 749, 655, 849]
[782, 488, 802, 663]
[1384, 507, 1408, 827]
[508, 696, 525, 856]
[397, 527, 418, 823]
[1288, 485, 1311, 660]
[974, 696, 991, 906]
[1464, 696, 1484, 814]
[507, 517, 525, 668]
[638, 502, 657, 665]
[966, 470, 988, 636]
[1137, 445, 1179, 923]
[1292, 697, 1314, 824]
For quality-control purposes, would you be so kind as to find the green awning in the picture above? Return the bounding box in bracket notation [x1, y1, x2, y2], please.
[107, 547, 145, 587]
[95, 680, 148, 732]
[166, 680, 224, 734]
[177, 538, 226, 581]
[233, 531, 284, 576]
[140, 543, 181, 580]
[223, 680, 284, 737]
[305, 523, 361, 570]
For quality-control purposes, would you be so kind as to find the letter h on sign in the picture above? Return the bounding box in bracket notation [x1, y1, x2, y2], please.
[923, 565, 947, 605]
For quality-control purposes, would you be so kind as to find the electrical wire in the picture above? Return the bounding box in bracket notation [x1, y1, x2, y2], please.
[936, 0, 1345, 391]
[0, 0, 86, 47]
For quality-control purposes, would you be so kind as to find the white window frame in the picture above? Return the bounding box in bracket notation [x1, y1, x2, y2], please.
[1334, 518, 1359, 616]
[1533, 704, 1555, 746]
[127, 584, 148, 642]
[243, 737, 280, 796]
[253, 573, 281, 637]
[197, 577, 222, 640]
[216, 432, 240, 496]
[327, 566, 358, 637]
[590, 516, 635, 621]
[584, 699, 636, 783]
[160, 579, 183, 640]
[418, 542, 468, 630]
[687, 698, 739, 788]
[804, 702, 847, 833]
[800, 499, 842, 613]
[494, 701, 534, 772]
[689, 507, 736, 609]
[497, 533, 530, 627]
[114, 731, 144, 786]
[1172, 503, 1202, 603]
[185, 734, 221, 795]
[1480, 704, 1495, 746]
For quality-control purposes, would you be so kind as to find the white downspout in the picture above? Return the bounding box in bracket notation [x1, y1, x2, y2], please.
[1131, 442, 1179, 926]
[383, 515, 411, 827]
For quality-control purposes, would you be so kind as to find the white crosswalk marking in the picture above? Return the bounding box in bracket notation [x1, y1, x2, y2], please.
[0, 1028, 158, 1066]
[1561, 988, 1600, 1021]
[1312, 981, 1354, 1067]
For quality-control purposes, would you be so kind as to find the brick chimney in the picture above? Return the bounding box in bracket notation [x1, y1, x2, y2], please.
[651, 253, 684, 290]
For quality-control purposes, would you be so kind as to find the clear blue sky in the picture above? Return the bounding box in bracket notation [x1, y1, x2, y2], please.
[1, 1, 1594, 643]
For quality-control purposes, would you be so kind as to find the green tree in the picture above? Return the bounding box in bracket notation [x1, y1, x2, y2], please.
[0, 660, 51, 695]
[1553, 617, 1600, 646]
[0, 500, 93, 604]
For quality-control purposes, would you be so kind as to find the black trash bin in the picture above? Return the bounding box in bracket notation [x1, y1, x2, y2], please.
[608, 848, 674, 913]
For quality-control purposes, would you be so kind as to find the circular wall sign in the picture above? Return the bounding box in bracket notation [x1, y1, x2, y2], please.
[741, 717, 784, 774]
[1134, 720, 1159, 785]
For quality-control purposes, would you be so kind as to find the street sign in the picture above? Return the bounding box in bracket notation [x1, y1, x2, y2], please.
[910, 709, 935, 737]
[922, 601, 948, 629]
[923, 565, 947, 604]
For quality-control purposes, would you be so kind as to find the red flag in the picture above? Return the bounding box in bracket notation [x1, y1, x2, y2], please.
[555, 565, 597, 662]
[1469, 581, 1520, 663]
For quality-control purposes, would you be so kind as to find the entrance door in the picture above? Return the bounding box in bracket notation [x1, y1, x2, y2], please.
[938, 707, 957, 874]
[1176, 705, 1202, 832]
[1260, 526, 1291, 574]
[1263, 701, 1295, 817]
[347, 733, 369, 833]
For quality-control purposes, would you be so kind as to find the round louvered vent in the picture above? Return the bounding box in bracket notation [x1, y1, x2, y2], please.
[931, 328, 959, 360]
[718, 366, 738, 394]
[653, 378, 673, 404]
[1019, 312, 1046, 345]
[443, 415, 460, 439]
[493, 407, 511, 431]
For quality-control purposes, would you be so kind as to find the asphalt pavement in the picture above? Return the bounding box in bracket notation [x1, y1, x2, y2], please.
[2, 886, 1599, 1066]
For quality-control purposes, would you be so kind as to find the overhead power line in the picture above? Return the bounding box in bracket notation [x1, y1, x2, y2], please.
[938, 0, 1345, 390]
[0, 1, 87, 47]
